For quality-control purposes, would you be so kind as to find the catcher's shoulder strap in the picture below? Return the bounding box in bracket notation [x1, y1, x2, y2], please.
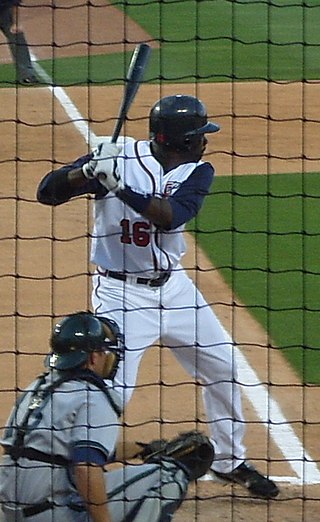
[73, 369, 122, 417]
[11, 369, 121, 455]
[11, 372, 52, 453]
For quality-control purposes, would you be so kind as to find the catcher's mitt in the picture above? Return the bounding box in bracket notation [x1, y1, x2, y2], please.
[134, 430, 214, 481]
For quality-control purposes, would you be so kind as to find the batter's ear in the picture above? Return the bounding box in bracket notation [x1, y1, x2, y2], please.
[89, 351, 106, 367]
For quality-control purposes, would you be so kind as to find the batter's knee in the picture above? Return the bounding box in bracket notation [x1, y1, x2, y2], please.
[7, 28, 24, 40]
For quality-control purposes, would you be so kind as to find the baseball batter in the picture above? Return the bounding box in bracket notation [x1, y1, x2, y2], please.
[36, 94, 279, 499]
[0, 312, 206, 521]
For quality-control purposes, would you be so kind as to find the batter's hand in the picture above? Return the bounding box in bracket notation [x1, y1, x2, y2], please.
[96, 166, 124, 193]
[82, 142, 122, 183]
[82, 143, 108, 179]
[82, 152, 98, 179]
[94, 142, 124, 193]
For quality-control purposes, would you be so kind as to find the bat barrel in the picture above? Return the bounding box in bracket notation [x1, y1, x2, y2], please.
[111, 43, 151, 143]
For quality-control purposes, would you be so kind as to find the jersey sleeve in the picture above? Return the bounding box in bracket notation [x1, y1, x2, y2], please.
[168, 162, 215, 230]
[36, 154, 107, 206]
[0, 1, 20, 7]
[71, 442, 109, 466]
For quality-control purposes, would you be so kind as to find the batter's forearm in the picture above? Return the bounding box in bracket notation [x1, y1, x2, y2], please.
[37, 170, 76, 206]
[117, 187, 173, 230]
[142, 197, 173, 229]
[37, 168, 89, 206]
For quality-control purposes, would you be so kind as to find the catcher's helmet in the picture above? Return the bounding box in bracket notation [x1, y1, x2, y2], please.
[149, 95, 220, 150]
[46, 312, 123, 377]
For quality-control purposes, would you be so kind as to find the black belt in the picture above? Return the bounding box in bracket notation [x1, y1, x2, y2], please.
[2, 501, 54, 519]
[98, 268, 171, 288]
[23, 500, 54, 518]
[5, 446, 70, 467]
[2, 500, 84, 518]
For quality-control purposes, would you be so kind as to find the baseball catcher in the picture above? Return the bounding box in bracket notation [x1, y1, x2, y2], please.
[0, 313, 211, 521]
[134, 430, 214, 482]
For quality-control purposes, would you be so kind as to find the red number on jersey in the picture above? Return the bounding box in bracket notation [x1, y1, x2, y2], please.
[120, 219, 150, 247]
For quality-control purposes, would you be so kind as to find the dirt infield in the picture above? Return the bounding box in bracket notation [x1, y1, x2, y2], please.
[0, 1, 320, 520]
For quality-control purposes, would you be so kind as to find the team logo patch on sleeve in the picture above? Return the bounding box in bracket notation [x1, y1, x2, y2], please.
[164, 181, 181, 196]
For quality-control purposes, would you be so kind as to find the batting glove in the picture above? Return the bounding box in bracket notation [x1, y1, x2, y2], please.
[93, 142, 124, 193]
[97, 168, 124, 193]
[81, 143, 108, 179]
[82, 153, 98, 180]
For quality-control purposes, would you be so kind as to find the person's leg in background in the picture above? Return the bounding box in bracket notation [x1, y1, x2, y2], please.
[0, 5, 38, 84]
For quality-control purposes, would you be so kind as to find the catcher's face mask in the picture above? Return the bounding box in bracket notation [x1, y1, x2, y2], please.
[99, 318, 124, 380]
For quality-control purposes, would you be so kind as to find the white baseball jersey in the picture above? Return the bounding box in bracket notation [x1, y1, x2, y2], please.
[91, 139, 209, 275]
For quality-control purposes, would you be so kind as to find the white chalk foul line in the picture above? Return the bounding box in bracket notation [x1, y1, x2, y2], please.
[31, 56, 97, 147]
[31, 54, 320, 486]
[235, 347, 320, 485]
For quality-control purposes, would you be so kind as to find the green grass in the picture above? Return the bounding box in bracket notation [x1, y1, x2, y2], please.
[110, 0, 320, 81]
[1, 0, 320, 85]
[188, 172, 320, 384]
[0, 52, 146, 87]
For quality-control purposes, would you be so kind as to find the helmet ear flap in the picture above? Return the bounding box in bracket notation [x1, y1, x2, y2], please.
[154, 132, 167, 145]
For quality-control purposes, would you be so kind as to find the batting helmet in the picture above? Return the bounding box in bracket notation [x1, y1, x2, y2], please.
[149, 95, 220, 150]
[46, 312, 124, 378]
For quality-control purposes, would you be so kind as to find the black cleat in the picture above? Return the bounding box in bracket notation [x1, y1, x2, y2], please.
[212, 462, 280, 499]
[19, 75, 39, 85]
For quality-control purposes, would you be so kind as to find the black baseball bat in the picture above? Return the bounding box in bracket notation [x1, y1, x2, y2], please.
[111, 43, 151, 143]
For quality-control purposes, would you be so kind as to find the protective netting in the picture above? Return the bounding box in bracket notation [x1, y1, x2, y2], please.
[0, 1, 319, 520]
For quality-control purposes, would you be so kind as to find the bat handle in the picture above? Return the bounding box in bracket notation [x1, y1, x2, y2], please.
[111, 120, 122, 144]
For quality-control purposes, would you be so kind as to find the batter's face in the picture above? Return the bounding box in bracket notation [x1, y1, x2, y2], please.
[178, 135, 208, 163]
[192, 135, 208, 161]
[151, 135, 208, 169]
